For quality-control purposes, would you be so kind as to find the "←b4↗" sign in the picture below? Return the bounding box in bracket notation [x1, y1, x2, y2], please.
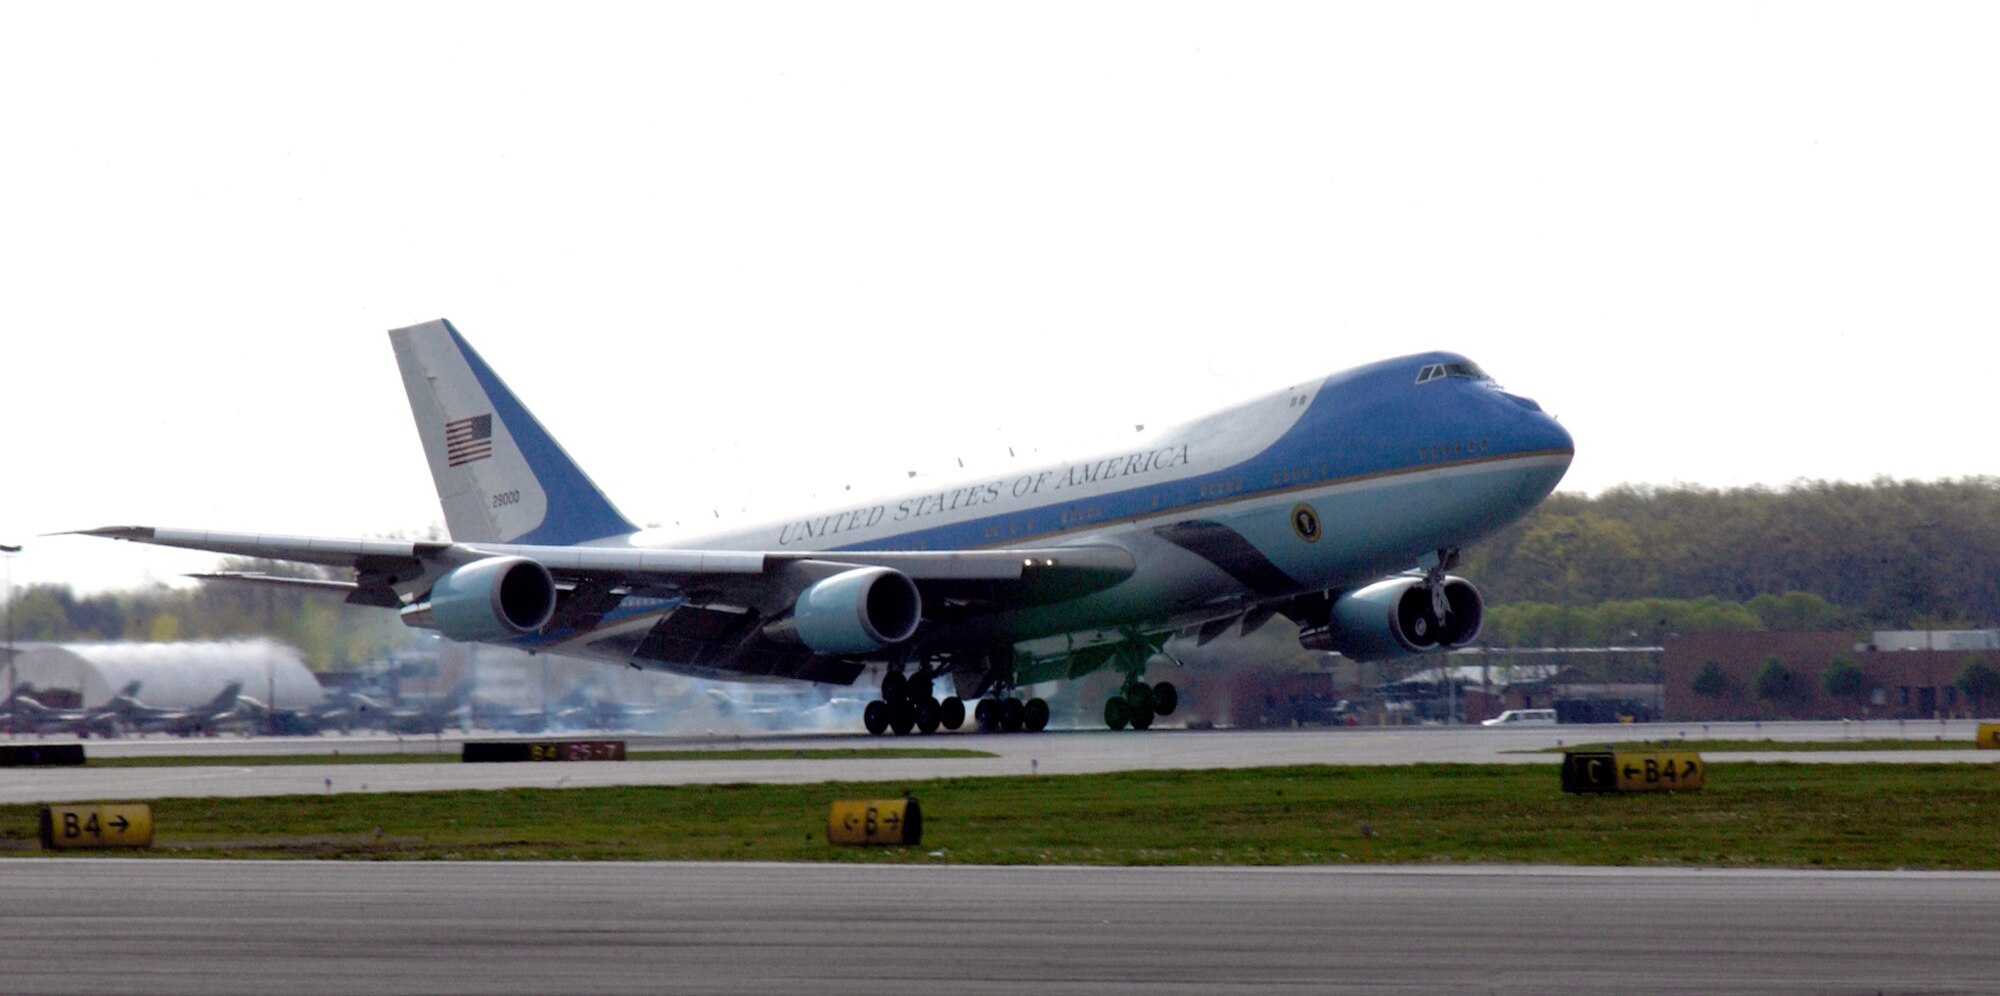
[1562, 750, 1705, 793]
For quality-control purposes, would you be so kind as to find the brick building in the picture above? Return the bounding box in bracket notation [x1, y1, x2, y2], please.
[1663, 631, 1997, 721]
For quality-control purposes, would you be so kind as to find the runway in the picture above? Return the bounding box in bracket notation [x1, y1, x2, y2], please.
[3, 719, 1996, 804]
[2, 859, 1994, 994]
[8, 724, 1996, 994]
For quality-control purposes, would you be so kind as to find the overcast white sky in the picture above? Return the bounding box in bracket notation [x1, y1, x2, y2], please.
[4, 2, 1997, 593]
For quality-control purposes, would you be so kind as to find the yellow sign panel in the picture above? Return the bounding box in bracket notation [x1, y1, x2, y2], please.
[1562, 750, 1704, 793]
[1976, 724, 2000, 750]
[826, 798, 922, 846]
[39, 804, 154, 850]
[1610, 751, 1704, 792]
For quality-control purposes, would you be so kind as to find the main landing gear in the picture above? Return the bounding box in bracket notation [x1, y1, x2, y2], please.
[972, 694, 1050, 733]
[862, 669, 964, 736]
[1104, 678, 1178, 731]
[861, 667, 1051, 735]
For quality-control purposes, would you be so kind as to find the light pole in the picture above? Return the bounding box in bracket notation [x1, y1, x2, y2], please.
[2, 543, 19, 741]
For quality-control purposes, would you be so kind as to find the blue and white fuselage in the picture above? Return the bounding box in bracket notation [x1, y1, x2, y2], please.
[83, 321, 1572, 734]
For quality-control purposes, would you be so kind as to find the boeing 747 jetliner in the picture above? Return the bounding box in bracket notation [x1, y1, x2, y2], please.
[83, 320, 1573, 734]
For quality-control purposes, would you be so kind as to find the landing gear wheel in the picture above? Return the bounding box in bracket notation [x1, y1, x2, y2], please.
[881, 672, 907, 704]
[940, 696, 966, 731]
[915, 696, 941, 735]
[1105, 695, 1130, 731]
[1130, 701, 1155, 730]
[889, 699, 916, 736]
[1126, 682, 1155, 716]
[863, 700, 889, 736]
[1024, 698, 1050, 733]
[1001, 698, 1027, 733]
[1152, 681, 1178, 717]
[974, 698, 998, 732]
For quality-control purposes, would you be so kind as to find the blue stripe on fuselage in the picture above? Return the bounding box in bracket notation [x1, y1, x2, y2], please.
[822, 351, 1572, 556]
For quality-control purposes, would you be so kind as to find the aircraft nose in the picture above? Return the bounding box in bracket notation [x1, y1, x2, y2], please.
[1536, 410, 1574, 460]
[1501, 392, 1574, 459]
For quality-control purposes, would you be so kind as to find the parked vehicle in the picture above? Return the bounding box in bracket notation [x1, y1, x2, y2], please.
[1480, 708, 1557, 727]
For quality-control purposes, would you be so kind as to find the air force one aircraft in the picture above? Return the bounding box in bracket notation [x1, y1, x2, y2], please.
[83, 320, 1573, 735]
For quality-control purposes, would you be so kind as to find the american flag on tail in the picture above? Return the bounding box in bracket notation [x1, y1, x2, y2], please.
[445, 414, 494, 467]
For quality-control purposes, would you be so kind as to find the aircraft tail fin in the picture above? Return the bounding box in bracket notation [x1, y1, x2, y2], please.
[209, 681, 243, 712]
[389, 319, 638, 545]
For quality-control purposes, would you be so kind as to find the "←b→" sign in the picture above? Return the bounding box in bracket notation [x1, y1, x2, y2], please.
[38, 804, 154, 850]
[1975, 724, 2000, 750]
[1562, 750, 1705, 793]
[826, 798, 922, 846]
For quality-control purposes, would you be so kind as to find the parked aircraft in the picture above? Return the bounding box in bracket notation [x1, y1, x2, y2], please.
[1, 681, 130, 737]
[365, 678, 475, 736]
[82, 320, 1573, 734]
[102, 681, 245, 736]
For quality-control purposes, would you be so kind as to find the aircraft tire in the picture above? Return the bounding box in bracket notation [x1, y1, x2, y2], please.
[1153, 682, 1178, 717]
[1130, 701, 1155, 730]
[1001, 698, 1026, 733]
[1126, 682, 1155, 715]
[1104, 696, 1130, 731]
[863, 700, 889, 736]
[889, 700, 917, 736]
[915, 697, 941, 735]
[1024, 698, 1050, 733]
[974, 699, 998, 732]
[940, 696, 966, 731]
[881, 672, 907, 705]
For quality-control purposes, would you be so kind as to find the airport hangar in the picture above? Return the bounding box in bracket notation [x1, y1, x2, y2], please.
[4, 639, 323, 711]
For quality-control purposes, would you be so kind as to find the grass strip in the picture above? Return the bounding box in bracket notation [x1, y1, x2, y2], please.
[5, 762, 1996, 868]
[1536, 739, 1982, 754]
[81, 747, 996, 768]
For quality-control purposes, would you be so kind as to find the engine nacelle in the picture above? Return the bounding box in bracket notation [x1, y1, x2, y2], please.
[400, 556, 557, 641]
[1319, 575, 1484, 662]
[764, 567, 921, 655]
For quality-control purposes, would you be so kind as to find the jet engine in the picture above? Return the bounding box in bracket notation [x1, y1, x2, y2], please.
[400, 556, 558, 641]
[763, 566, 921, 655]
[1317, 575, 1483, 662]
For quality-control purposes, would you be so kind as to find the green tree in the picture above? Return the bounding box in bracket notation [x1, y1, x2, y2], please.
[145, 612, 183, 643]
[1820, 657, 1866, 705]
[1957, 658, 2000, 708]
[1691, 661, 1730, 698]
[1748, 592, 1852, 632]
[1753, 658, 1795, 701]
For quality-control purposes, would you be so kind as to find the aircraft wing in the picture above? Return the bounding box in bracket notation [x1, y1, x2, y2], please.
[72, 525, 1135, 612]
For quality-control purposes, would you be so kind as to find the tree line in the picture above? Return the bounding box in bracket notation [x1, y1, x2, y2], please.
[4, 559, 414, 671]
[1463, 477, 2000, 644]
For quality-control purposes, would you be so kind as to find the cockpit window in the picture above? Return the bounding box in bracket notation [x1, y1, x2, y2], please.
[1415, 361, 1490, 384]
